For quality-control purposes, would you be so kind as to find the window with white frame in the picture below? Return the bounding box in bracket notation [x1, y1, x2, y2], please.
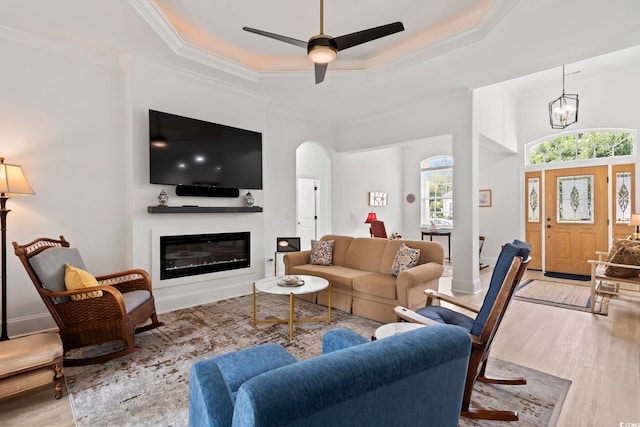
[420, 156, 453, 227]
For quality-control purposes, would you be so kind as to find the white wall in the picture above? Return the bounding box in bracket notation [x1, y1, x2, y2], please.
[0, 37, 128, 335]
[401, 135, 453, 241]
[296, 142, 333, 240]
[332, 147, 403, 238]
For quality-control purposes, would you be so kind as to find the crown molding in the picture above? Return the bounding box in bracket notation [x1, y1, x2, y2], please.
[128, 0, 517, 85]
[132, 57, 269, 103]
[0, 24, 122, 71]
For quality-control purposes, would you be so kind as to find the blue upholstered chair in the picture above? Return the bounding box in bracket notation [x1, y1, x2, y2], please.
[189, 324, 471, 427]
[395, 239, 531, 421]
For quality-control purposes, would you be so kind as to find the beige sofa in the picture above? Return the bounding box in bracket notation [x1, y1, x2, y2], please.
[284, 235, 445, 323]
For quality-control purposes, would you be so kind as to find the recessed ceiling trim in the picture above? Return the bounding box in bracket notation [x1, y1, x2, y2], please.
[129, 0, 517, 85]
[128, 0, 261, 82]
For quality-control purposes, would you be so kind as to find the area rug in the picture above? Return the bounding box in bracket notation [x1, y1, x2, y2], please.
[65, 294, 570, 427]
[515, 279, 610, 315]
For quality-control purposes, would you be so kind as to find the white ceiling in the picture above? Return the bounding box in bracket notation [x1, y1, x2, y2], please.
[1, 0, 639, 125]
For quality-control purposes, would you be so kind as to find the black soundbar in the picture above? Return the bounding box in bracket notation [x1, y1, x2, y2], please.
[175, 185, 240, 198]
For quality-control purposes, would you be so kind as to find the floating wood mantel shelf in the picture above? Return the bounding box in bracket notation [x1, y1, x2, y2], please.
[147, 206, 263, 214]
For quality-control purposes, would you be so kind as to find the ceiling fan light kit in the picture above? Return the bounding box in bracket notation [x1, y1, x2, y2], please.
[243, 0, 404, 84]
[307, 36, 337, 64]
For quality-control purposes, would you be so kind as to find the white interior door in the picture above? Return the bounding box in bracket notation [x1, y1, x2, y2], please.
[297, 177, 318, 249]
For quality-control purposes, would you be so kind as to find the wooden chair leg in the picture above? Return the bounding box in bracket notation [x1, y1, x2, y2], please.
[460, 358, 525, 421]
[53, 363, 64, 399]
[477, 358, 527, 385]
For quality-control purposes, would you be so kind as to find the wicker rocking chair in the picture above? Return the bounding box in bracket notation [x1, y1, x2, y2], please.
[13, 236, 163, 366]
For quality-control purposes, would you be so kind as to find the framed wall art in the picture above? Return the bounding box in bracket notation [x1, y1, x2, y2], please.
[479, 189, 492, 207]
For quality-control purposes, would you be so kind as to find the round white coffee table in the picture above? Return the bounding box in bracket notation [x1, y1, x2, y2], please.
[373, 322, 426, 340]
[253, 275, 331, 341]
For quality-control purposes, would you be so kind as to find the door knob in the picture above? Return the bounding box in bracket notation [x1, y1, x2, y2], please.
[546, 225, 552, 228]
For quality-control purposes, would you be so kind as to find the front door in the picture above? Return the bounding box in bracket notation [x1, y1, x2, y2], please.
[544, 166, 608, 276]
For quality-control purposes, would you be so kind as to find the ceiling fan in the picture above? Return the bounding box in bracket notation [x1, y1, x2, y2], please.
[243, 0, 404, 84]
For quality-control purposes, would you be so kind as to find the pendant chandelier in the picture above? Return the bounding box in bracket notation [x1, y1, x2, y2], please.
[548, 65, 579, 129]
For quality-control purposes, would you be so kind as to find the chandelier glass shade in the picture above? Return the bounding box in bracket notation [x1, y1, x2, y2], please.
[548, 65, 579, 129]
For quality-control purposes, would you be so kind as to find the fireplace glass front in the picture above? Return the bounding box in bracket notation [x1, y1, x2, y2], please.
[160, 232, 250, 280]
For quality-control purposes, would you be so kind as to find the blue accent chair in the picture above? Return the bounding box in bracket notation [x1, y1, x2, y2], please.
[189, 324, 471, 427]
[395, 239, 531, 421]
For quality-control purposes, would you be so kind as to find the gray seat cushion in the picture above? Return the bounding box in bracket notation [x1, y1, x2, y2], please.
[123, 290, 151, 313]
[29, 247, 87, 292]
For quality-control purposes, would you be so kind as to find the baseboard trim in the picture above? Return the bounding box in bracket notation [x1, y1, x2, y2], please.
[3, 313, 57, 338]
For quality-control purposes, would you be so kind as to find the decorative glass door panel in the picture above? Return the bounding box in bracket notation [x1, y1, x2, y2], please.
[556, 175, 594, 223]
[615, 171, 631, 224]
[612, 164, 635, 240]
[528, 177, 540, 223]
[524, 172, 542, 270]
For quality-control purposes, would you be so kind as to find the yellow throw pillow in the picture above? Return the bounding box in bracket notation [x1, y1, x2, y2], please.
[64, 264, 103, 301]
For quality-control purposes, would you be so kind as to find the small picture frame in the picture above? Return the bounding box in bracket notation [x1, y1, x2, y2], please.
[479, 189, 492, 207]
[368, 192, 388, 207]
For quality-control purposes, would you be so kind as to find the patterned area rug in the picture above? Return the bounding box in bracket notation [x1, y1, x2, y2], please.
[65, 294, 570, 427]
[515, 279, 610, 315]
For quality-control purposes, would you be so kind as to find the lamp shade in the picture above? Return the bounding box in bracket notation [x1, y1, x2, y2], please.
[276, 237, 301, 253]
[364, 212, 378, 224]
[630, 213, 640, 227]
[0, 158, 35, 196]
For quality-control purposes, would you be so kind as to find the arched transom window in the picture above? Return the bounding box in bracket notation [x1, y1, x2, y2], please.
[527, 131, 634, 165]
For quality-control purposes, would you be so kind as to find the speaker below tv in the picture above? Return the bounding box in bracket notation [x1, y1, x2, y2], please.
[175, 185, 240, 198]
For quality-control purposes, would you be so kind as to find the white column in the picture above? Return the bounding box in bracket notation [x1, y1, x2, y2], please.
[450, 91, 482, 294]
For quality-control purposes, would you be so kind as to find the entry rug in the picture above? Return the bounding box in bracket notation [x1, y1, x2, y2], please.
[65, 294, 570, 427]
[515, 279, 610, 315]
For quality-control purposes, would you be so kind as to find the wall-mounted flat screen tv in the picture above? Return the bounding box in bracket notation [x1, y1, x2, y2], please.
[149, 109, 262, 189]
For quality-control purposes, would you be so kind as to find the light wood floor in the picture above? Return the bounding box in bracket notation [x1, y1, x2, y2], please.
[1, 267, 638, 426]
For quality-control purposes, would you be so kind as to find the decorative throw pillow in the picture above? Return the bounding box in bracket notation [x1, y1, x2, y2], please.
[605, 245, 640, 278]
[606, 239, 640, 262]
[391, 243, 421, 277]
[64, 264, 103, 301]
[310, 240, 334, 266]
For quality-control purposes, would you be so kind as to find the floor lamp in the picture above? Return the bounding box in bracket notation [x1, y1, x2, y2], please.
[1, 157, 35, 341]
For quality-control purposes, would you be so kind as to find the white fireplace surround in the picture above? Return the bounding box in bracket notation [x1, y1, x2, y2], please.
[151, 224, 257, 289]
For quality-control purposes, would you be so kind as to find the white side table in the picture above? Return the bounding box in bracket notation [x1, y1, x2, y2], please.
[253, 275, 331, 341]
[373, 322, 426, 340]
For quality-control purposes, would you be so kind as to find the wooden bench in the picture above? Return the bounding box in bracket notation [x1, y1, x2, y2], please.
[0, 332, 64, 400]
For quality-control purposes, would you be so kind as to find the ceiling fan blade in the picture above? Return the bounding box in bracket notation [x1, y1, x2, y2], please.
[333, 22, 404, 51]
[242, 27, 307, 49]
[315, 63, 328, 84]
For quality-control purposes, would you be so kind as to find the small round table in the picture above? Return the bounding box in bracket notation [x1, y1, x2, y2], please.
[373, 322, 426, 340]
[253, 275, 331, 341]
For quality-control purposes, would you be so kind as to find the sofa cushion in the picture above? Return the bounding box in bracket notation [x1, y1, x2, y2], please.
[310, 240, 334, 266]
[379, 240, 444, 274]
[390, 244, 420, 276]
[320, 235, 353, 266]
[344, 238, 388, 273]
[353, 273, 397, 299]
[288, 265, 368, 290]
